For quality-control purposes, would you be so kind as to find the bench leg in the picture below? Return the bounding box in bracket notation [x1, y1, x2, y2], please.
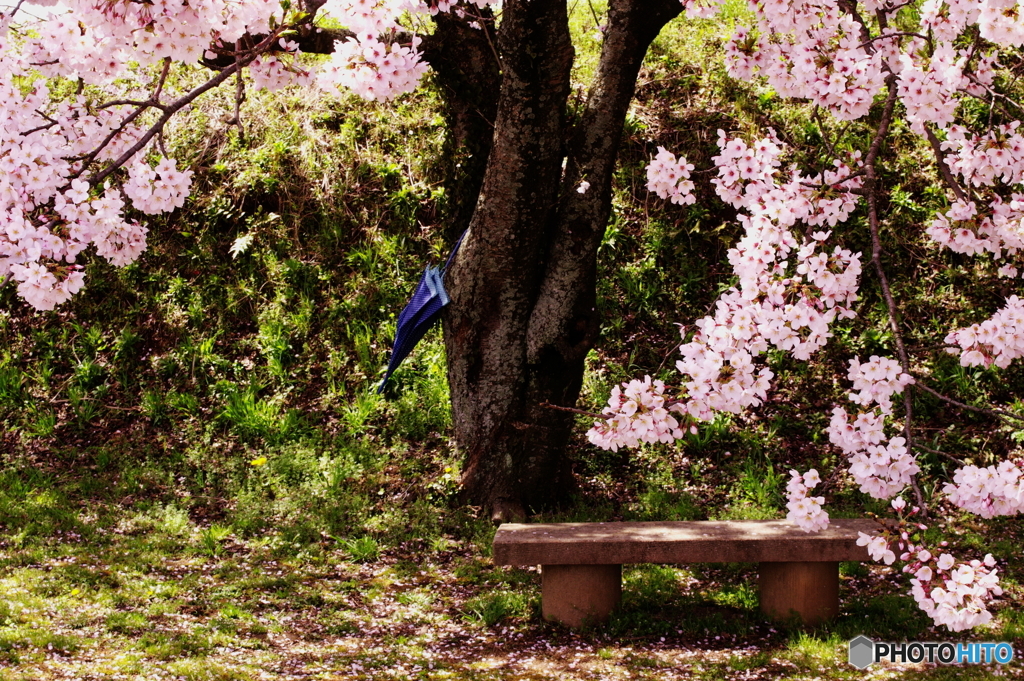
[758, 561, 839, 626]
[541, 564, 621, 627]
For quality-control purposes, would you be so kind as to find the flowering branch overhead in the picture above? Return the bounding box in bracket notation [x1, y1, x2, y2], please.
[582, 0, 1024, 631]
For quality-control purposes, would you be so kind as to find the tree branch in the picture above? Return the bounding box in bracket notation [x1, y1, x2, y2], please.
[923, 125, 967, 202]
[911, 441, 965, 465]
[864, 76, 927, 512]
[856, 31, 928, 50]
[913, 379, 1024, 422]
[87, 31, 280, 189]
[540, 401, 608, 420]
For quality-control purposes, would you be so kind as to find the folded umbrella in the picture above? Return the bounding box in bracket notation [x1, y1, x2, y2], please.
[378, 233, 464, 393]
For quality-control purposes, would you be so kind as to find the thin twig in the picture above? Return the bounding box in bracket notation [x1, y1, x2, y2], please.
[913, 380, 1024, 422]
[19, 119, 60, 137]
[882, 0, 914, 11]
[911, 442, 964, 465]
[232, 41, 247, 142]
[67, 59, 171, 174]
[67, 104, 150, 175]
[540, 401, 608, 420]
[85, 26, 284, 186]
[475, 10, 502, 72]
[87, 42, 268, 189]
[864, 82, 908, 377]
[152, 57, 171, 100]
[960, 72, 1024, 117]
[811, 106, 838, 160]
[98, 99, 171, 111]
[923, 126, 967, 201]
[799, 168, 867, 190]
[907, 342, 959, 353]
[864, 76, 927, 513]
[856, 31, 928, 50]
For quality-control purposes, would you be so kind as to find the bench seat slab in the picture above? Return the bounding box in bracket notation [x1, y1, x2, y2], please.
[494, 519, 878, 566]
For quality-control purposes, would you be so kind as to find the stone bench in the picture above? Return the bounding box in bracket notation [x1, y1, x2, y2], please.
[493, 519, 880, 627]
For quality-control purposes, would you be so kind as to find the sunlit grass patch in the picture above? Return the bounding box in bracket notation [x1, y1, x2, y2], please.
[463, 591, 536, 627]
[0, 627, 81, 666]
[782, 631, 850, 674]
[105, 610, 150, 635]
[165, 657, 255, 681]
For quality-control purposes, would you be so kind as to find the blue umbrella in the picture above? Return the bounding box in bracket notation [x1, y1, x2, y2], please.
[378, 232, 465, 393]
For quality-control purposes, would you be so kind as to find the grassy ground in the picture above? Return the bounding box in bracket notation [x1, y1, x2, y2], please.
[0, 452, 1022, 680]
[3, 3, 1024, 679]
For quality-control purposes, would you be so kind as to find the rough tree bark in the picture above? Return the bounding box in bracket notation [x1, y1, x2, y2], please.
[441, 0, 682, 520]
[423, 9, 502, 244]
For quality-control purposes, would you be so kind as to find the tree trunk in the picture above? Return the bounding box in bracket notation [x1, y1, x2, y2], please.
[424, 9, 502, 242]
[442, 0, 681, 520]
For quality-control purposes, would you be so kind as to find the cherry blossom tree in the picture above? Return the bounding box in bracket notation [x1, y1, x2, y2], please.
[2, 0, 1024, 630]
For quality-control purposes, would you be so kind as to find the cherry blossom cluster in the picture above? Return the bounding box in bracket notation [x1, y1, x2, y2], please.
[714, 5, 886, 120]
[925, 197, 1024, 270]
[123, 158, 195, 216]
[0, 69, 160, 308]
[592, 134, 862, 446]
[858, 530, 896, 565]
[827, 357, 919, 500]
[708, 134, 862, 359]
[911, 550, 1002, 631]
[9, 263, 86, 311]
[249, 41, 314, 92]
[845, 355, 915, 415]
[924, 125, 1024, 289]
[709, 131, 783, 208]
[322, 0, 420, 35]
[944, 295, 1024, 368]
[586, 376, 687, 452]
[942, 123, 1024, 188]
[857, 501, 1003, 631]
[646, 147, 696, 205]
[830, 408, 919, 499]
[659, 0, 1024, 630]
[785, 469, 829, 532]
[19, 0, 281, 83]
[319, 35, 430, 101]
[894, 42, 963, 133]
[687, 0, 1013, 132]
[711, 132, 861, 230]
[5, 185, 149, 309]
[674, 305, 776, 422]
[944, 459, 1024, 518]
